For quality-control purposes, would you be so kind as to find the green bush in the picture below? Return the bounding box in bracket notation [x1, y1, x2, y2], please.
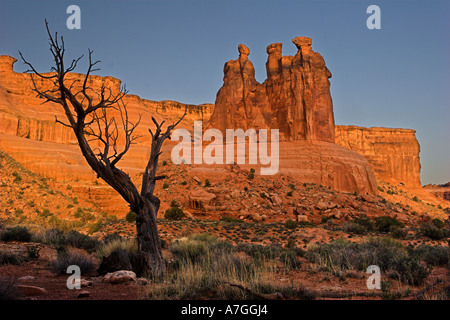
[374, 216, 404, 233]
[12, 171, 22, 183]
[126, 211, 137, 223]
[352, 215, 375, 231]
[305, 238, 430, 286]
[420, 222, 446, 240]
[88, 221, 103, 234]
[412, 245, 450, 267]
[170, 200, 180, 208]
[342, 222, 368, 235]
[284, 220, 297, 230]
[164, 207, 186, 221]
[43, 228, 100, 253]
[390, 227, 408, 239]
[220, 216, 244, 224]
[431, 218, 445, 229]
[163, 183, 169, 189]
[97, 238, 138, 262]
[0, 226, 32, 242]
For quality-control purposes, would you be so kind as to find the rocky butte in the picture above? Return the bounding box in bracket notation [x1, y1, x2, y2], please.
[208, 37, 378, 194]
[209, 38, 334, 142]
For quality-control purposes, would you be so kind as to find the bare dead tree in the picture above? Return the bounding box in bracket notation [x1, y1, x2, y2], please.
[19, 20, 186, 277]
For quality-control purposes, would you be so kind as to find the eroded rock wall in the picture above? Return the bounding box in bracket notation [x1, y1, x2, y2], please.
[335, 125, 421, 188]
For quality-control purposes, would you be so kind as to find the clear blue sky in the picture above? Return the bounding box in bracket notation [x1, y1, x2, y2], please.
[0, 0, 449, 185]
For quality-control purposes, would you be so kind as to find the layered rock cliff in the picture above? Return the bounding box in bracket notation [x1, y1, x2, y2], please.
[0, 55, 213, 146]
[335, 126, 421, 188]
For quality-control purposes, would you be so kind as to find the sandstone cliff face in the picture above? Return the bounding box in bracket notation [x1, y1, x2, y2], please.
[0, 55, 212, 146]
[209, 37, 335, 142]
[208, 44, 270, 133]
[335, 126, 421, 188]
[265, 37, 335, 142]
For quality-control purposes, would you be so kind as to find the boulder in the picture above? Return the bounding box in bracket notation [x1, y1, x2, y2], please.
[16, 285, 47, 296]
[103, 270, 137, 284]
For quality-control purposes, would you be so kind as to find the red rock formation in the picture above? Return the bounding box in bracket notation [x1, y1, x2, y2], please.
[208, 44, 270, 133]
[209, 37, 335, 142]
[207, 38, 377, 194]
[0, 55, 212, 146]
[335, 126, 422, 188]
[265, 37, 335, 142]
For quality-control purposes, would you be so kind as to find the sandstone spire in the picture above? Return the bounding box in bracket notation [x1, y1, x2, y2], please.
[209, 37, 335, 142]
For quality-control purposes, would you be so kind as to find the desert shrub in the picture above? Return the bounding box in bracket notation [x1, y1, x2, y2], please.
[0, 277, 19, 300]
[12, 171, 21, 183]
[96, 238, 138, 262]
[66, 230, 100, 253]
[412, 245, 450, 267]
[247, 168, 255, 180]
[39, 208, 52, 218]
[50, 251, 97, 276]
[220, 216, 244, 224]
[342, 222, 368, 235]
[164, 207, 186, 221]
[352, 215, 375, 231]
[204, 179, 211, 187]
[420, 222, 447, 240]
[43, 228, 99, 253]
[152, 235, 261, 299]
[87, 221, 103, 235]
[390, 227, 408, 239]
[170, 200, 180, 208]
[284, 219, 297, 230]
[0, 226, 32, 242]
[180, 181, 187, 186]
[125, 211, 137, 223]
[280, 250, 302, 270]
[374, 216, 404, 233]
[390, 256, 430, 286]
[43, 228, 66, 246]
[235, 243, 283, 261]
[285, 238, 296, 249]
[162, 183, 169, 189]
[102, 233, 123, 244]
[305, 238, 429, 285]
[430, 218, 445, 229]
[0, 251, 21, 265]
